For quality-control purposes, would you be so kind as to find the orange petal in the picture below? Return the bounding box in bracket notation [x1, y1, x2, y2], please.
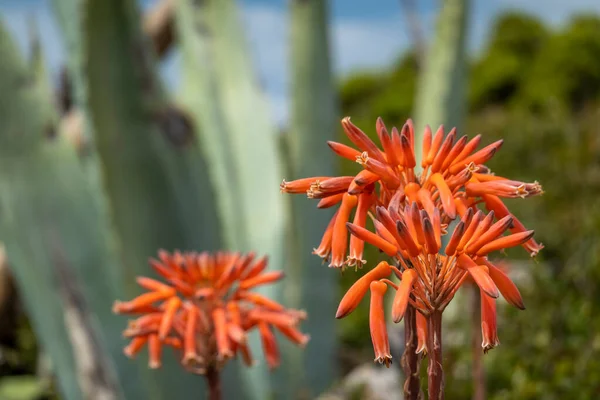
[275, 325, 310, 348]
[136, 276, 173, 293]
[476, 231, 535, 256]
[464, 211, 495, 250]
[212, 308, 232, 360]
[429, 173, 457, 219]
[457, 210, 484, 253]
[431, 128, 456, 173]
[148, 334, 162, 369]
[280, 176, 331, 194]
[388, 189, 406, 215]
[400, 133, 416, 168]
[480, 288, 499, 353]
[327, 141, 361, 161]
[457, 254, 499, 298]
[356, 152, 400, 187]
[158, 296, 181, 340]
[445, 220, 465, 256]
[348, 192, 373, 267]
[163, 337, 182, 349]
[124, 336, 148, 358]
[317, 193, 345, 209]
[227, 323, 247, 345]
[330, 193, 358, 267]
[149, 259, 177, 281]
[238, 271, 284, 290]
[113, 290, 175, 314]
[391, 126, 405, 166]
[258, 322, 280, 370]
[445, 167, 473, 191]
[237, 291, 284, 311]
[421, 216, 440, 254]
[391, 269, 417, 323]
[372, 219, 400, 248]
[426, 125, 445, 166]
[346, 223, 398, 257]
[375, 206, 405, 249]
[341, 117, 386, 163]
[454, 196, 470, 217]
[166, 278, 195, 297]
[248, 310, 298, 327]
[313, 210, 339, 260]
[369, 281, 392, 367]
[336, 261, 392, 319]
[376, 117, 400, 166]
[240, 255, 269, 280]
[353, 169, 380, 187]
[395, 220, 420, 257]
[406, 202, 426, 246]
[183, 307, 200, 365]
[404, 182, 421, 203]
[466, 215, 513, 254]
[452, 134, 481, 167]
[479, 259, 525, 309]
[416, 188, 436, 217]
[308, 176, 354, 198]
[449, 139, 503, 175]
[441, 134, 468, 171]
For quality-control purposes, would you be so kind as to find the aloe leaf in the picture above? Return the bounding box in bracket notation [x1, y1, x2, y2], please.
[175, 1, 289, 397]
[413, 0, 471, 160]
[83, 0, 222, 398]
[0, 22, 121, 400]
[286, 0, 339, 396]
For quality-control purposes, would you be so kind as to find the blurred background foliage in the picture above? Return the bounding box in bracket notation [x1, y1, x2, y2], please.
[0, 1, 599, 399]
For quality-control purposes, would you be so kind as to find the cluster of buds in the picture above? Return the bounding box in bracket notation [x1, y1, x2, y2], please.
[281, 117, 542, 365]
[113, 251, 309, 374]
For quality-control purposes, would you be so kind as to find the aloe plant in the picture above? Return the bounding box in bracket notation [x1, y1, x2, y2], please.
[286, 0, 339, 396]
[0, 21, 124, 400]
[83, 0, 222, 398]
[413, 0, 471, 159]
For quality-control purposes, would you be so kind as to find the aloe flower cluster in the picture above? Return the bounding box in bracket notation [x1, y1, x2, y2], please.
[281, 117, 542, 397]
[113, 251, 308, 375]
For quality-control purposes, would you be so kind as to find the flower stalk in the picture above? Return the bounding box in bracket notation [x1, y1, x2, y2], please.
[426, 310, 444, 400]
[205, 365, 222, 400]
[401, 304, 422, 400]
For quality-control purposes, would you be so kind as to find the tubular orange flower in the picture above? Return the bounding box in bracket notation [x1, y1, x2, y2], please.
[369, 281, 392, 367]
[280, 116, 542, 375]
[480, 287, 499, 353]
[113, 251, 307, 375]
[336, 261, 392, 319]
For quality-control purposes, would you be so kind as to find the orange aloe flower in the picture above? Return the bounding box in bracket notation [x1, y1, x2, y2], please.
[113, 250, 309, 374]
[342, 204, 529, 360]
[281, 116, 542, 366]
[280, 117, 543, 270]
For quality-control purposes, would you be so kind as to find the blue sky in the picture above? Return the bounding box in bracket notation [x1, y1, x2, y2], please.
[2, 0, 599, 124]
